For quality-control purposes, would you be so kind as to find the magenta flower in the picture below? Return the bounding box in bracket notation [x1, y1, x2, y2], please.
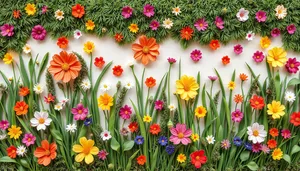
[170, 123, 192, 145]
[255, 11, 267, 22]
[0, 120, 9, 130]
[287, 24, 296, 34]
[208, 76, 218, 81]
[190, 49, 202, 62]
[252, 51, 265, 63]
[252, 143, 262, 153]
[215, 16, 224, 30]
[233, 44, 243, 55]
[221, 139, 231, 149]
[281, 129, 291, 139]
[149, 20, 160, 31]
[71, 103, 88, 120]
[1, 24, 14, 37]
[231, 109, 244, 122]
[22, 133, 36, 147]
[285, 58, 300, 74]
[98, 150, 109, 160]
[167, 57, 176, 64]
[143, 4, 155, 18]
[42, 6, 48, 14]
[261, 144, 270, 154]
[154, 100, 164, 110]
[121, 6, 133, 19]
[119, 105, 132, 120]
[194, 18, 208, 31]
[31, 25, 47, 40]
[271, 28, 280, 37]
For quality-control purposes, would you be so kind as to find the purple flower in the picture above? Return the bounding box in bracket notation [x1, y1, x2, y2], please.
[287, 24, 296, 34]
[31, 25, 47, 40]
[167, 57, 176, 64]
[252, 51, 265, 63]
[22, 133, 36, 147]
[244, 142, 252, 150]
[281, 129, 291, 139]
[158, 136, 168, 146]
[221, 139, 231, 149]
[121, 6, 133, 19]
[98, 150, 109, 160]
[71, 103, 88, 120]
[255, 11, 267, 22]
[42, 6, 48, 14]
[231, 109, 244, 123]
[261, 144, 270, 154]
[119, 105, 132, 120]
[215, 16, 224, 30]
[154, 100, 164, 110]
[285, 58, 300, 74]
[190, 49, 202, 62]
[233, 44, 243, 55]
[166, 144, 175, 155]
[84, 118, 92, 126]
[252, 143, 262, 153]
[0, 120, 9, 130]
[134, 135, 144, 145]
[194, 18, 208, 31]
[233, 137, 242, 146]
[208, 76, 218, 81]
[1, 24, 14, 37]
[149, 20, 160, 31]
[143, 4, 155, 18]
[271, 28, 280, 37]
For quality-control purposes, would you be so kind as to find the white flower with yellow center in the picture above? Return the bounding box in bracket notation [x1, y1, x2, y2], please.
[275, 5, 287, 19]
[206, 135, 215, 144]
[66, 123, 77, 133]
[168, 104, 176, 112]
[163, 18, 173, 29]
[16, 145, 27, 156]
[100, 83, 111, 92]
[23, 44, 31, 54]
[33, 83, 44, 94]
[55, 9, 64, 20]
[285, 91, 296, 102]
[0, 134, 7, 140]
[30, 111, 52, 131]
[54, 103, 63, 111]
[247, 122, 267, 143]
[80, 78, 91, 91]
[172, 7, 181, 16]
[124, 81, 134, 89]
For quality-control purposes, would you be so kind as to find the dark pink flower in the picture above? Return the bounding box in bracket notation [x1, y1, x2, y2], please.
[255, 11, 267, 22]
[167, 57, 176, 64]
[121, 6, 133, 19]
[233, 44, 243, 55]
[287, 24, 296, 34]
[98, 150, 109, 160]
[0, 120, 9, 130]
[271, 28, 280, 37]
[285, 58, 300, 74]
[194, 18, 208, 31]
[71, 103, 88, 120]
[149, 20, 159, 31]
[281, 129, 291, 139]
[143, 4, 154, 18]
[31, 25, 47, 40]
[22, 133, 36, 147]
[154, 100, 164, 110]
[215, 16, 224, 30]
[252, 51, 265, 63]
[190, 49, 202, 62]
[252, 143, 262, 153]
[119, 105, 132, 120]
[1, 24, 14, 37]
[231, 109, 243, 122]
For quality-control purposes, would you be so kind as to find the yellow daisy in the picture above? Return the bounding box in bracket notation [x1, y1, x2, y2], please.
[177, 153, 186, 163]
[191, 133, 199, 142]
[128, 23, 139, 33]
[267, 47, 287, 67]
[86, 20, 95, 31]
[176, 75, 199, 101]
[267, 100, 285, 119]
[72, 137, 99, 164]
[260, 36, 271, 49]
[143, 115, 152, 123]
[98, 93, 113, 110]
[8, 125, 22, 139]
[83, 41, 95, 54]
[272, 148, 283, 160]
[195, 106, 207, 118]
[3, 53, 13, 64]
[228, 81, 235, 90]
[25, 3, 36, 16]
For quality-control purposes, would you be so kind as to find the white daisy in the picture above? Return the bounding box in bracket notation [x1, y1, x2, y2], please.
[55, 9, 64, 20]
[206, 135, 215, 144]
[60, 98, 69, 106]
[54, 103, 63, 111]
[66, 123, 77, 133]
[168, 104, 176, 112]
[124, 81, 134, 90]
[74, 29, 82, 39]
[16, 145, 27, 157]
[33, 83, 44, 94]
[275, 5, 287, 19]
[247, 122, 267, 143]
[245, 31, 255, 41]
[100, 130, 112, 141]
[30, 111, 52, 131]
[285, 91, 296, 103]
[80, 78, 91, 91]
[162, 18, 173, 29]
[22, 44, 31, 54]
[0, 134, 7, 140]
[100, 83, 111, 92]
[172, 7, 181, 16]
[236, 8, 249, 22]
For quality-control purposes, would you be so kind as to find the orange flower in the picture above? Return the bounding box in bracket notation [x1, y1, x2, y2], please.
[145, 77, 156, 88]
[267, 139, 277, 149]
[72, 4, 85, 18]
[136, 155, 146, 165]
[114, 33, 123, 42]
[149, 124, 161, 135]
[112, 65, 123, 76]
[239, 73, 248, 81]
[19, 87, 30, 97]
[14, 101, 28, 116]
[94, 57, 105, 68]
[132, 35, 160, 65]
[13, 10, 21, 19]
[269, 128, 279, 137]
[128, 122, 138, 133]
[34, 140, 57, 166]
[250, 95, 265, 110]
[48, 51, 82, 83]
[234, 94, 243, 104]
[222, 56, 230, 65]
[7, 146, 17, 159]
[209, 40, 220, 50]
[57, 36, 69, 49]
[180, 26, 193, 40]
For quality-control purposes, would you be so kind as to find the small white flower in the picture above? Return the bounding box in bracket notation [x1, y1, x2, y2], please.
[247, 122, 267, 143]
[124, 81, 134, 90]
[16, 145, 27, 157]
[55, 9, 64, 20]
[54, 103, 63, 111]
[162, 18, 173, 29]
[100, 130, 112, 141]
[22, 44, 31, 54]
[206, 135, 215, 144]
[74, 29, 82, 39]
[0, 134, 7, 140]
[100, 83, 111, 92]
[60, 98, 69, 106]
[275, 5, 287, 19]
[33, 83, 44, 94]
[127, 61, 134, 67]
[245, 31, 255, 41]
[172, 7, 181, 16]
[30, 111, 52, 131]
[285, 91, 296, 102]
[80, 78, 91, 91]
[236, 8, 249, 22]
[66, 124, 77, 133]
[168, 104, 176, 112]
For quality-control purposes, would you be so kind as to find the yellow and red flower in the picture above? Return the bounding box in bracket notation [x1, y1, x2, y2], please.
[34, 140, 57, 166]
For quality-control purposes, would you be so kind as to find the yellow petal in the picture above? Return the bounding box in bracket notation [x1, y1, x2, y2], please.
[90, 147, 99, 155]
[72, 145, 83, 153]
[85, 154, 94, 164]
[75, 153, 85, 163]
[80, 137, 88, 147]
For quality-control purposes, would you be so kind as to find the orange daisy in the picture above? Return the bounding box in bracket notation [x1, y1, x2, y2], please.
[149, 124, 161, 135]
[136, 155, 146, 165]
[34, 140, 57, 166]
[13, 10, 21, 19]
[57, 36, 69, 49]
[114, 33, 123, 42]
[209, 40, 220, 50]
[267, 139, 277, 149]
[14, 101, 29, 116]
[269, 128, 279, 137]
[234, 94, 243, 104]
[19, 87, 30, 97]
[239, 73, 248, 81]
[72, 4, 85, 18]
[180, 26, 193, 40]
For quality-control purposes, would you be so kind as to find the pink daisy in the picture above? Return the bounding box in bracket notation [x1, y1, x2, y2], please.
[190, 49, 202, 62]
[170, 123, 192, 145]
[121, 6, 133, 19]
[231, 109, 244, 123]
[154, 100, 164, 110]
[119, 105, 132, 120]
[0, 120, 9, 130]
[285, 58, 300, 74]
[22, 133, 36, 147]
[287, 24, 296, 34]
[194, 18, 208, 31]
[215, 16, 224, 30]
[255, 11, 267, 22]
[252, 51, 265, 63]
[143, 4, 155, 18]
[98, 150, 109, 160]
[71, 103, 88, 120]
[271, 28, 280, 37]
[233, 44, 243, 55]
[149, 20, 160, 31]
[252, 143, 262, 153]
[281, 129, 291, 139]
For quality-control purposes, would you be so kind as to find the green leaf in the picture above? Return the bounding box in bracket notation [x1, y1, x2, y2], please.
[20, 159, 30, 168]
[287, 78, 300, 87]
[0, 156, 17, 163]
[125, 150, 139, 171]
[240, 151, 250, 162]
[111, 137, 120, 152]
[123, 140, 134, 152]
[291, 145, 300, 155]
[247, 161, 259, 171]
[283, 154, 291, 164]
[150, 147, 159, 171]
[37, 52, 49, 82]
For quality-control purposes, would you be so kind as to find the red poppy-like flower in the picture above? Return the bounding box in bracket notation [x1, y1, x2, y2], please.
[290, 112, 300, 126]
[7, 146, 17, 158]
[180, 26, 193, 40]
[267, 139, 277, 149]
[72, 4, 85, 18]
[239, 73, 248, 81]
[114, 33, 123, 42]
[190, 150, 207, 169]
[145, 77, 156, 88]
[149, 124, 161, 135]
[222, 56, 230, 65]
[94, 57, 105, 69]
[209, 40, 220, 50]
[136, 155, 146, 165]
[14, 101, 29, 116]
[44, 93, 55, 104]
[250, 95, 265, 110]
[269, 128, 279, 137]
[128, 122, 138, 133]
[57, 36, 68, 49]
[112, 65, 123, 76]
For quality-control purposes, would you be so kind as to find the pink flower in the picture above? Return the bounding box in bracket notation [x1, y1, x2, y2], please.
[190, 49, 202, 62]
[285, 58, 300, 74]
[221, 139, 231, 149]
[31, 25, 47, 40]
[194, 18, 208, 31]
[1, 24, 14, 37]
[154, 100, 164, 110]
[71, 103, 88, 120]
[0, 120, 9, 130]
[143, 4, 155, 18]
[119, 105, 132, 120]
[255, 11, 267, 22]
[170, 123, 192, 145]
[22, 133, 36, 147]
[167, 57, 176, 64]
[149, 20, 160, 31]
[233, 44, 243, 55]
[261, 144, 270, 154]
[121, 6, 133, 19]
[208, 76, 218, 81]
[281, 129, 291, 139]
[287, 24, 296, 34]
[42, 6, 48, 14]
[98, 150, 109, 160]
[231, 109, 244, 122]
[252, 51, 265, 63]
[271, 28, 280, 37]
[215, 16, 224, 30]
[252, 143, 262, 153]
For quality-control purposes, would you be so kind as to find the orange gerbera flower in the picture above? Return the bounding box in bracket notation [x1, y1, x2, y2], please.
[114, 33, 123, 42]
[180, 26, 193, 40]
[267, 139, 277, 149]
[57, 36, 69, 49]
[234, 94, 243, 104]
[19, 87, 30, 97]
[112, 65, 123, 76]
[269, 128, 279, 137]
[34, 140, 57, 166]
[48, 51, 82, 83]
[250, 95, 265, 110]
[136, 155, 146, 165]
[222, 56, 230, 65]
[7, 146, 17, 159]
[149, 124, 161, 135]
[132, 35, 160, 65]
[72, 4, 85, 18]
[13, 10, 21, 19]
[14, 101, 29, 116]
[239, 73, 248, 81]
[128, 122, 138, 133]
[209, 40, 220, 50]
[145, 77, 156, 88]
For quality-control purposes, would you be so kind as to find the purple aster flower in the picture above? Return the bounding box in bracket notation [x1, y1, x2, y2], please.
[285, 57, 300, 74]
[281, 129, 291, 139]
[143, 4, 155, 17]
[149, 20, 160, 31]
[252, 143, 262, 153]
[252, 51, 265, 63]
[261, 144, 270, 154]
[231, 109, 244, 123]
[158, 136, 168, 146]
[233, 44, 243, 55]
[134, 135, 144, 145]
[119, 105, 132, 120]
[233, 136, 242, 146]
[166, 144, 175, 155]
[208, 76, 218, 81]
[120, 127, 129, 136]
[42, 6, 48, 14]
[190, 49, 202, 62]
[215, 16, 224, 30]
[31, 25, 47, 40]
[255, 11, 267, 22]
[271, 28, 281, 37]
[221, 139, 231, 149]
[167, 57, 176, 64]
[154, 100, 164, 110]
[22, 133, 36, 147]
[244, 142, 252, 151]
[84, 118, 92, 126]
[1, 24, 14, 37]
[194, 18, 208, 31]
[287, 24, 296, 34]
[71, 103, 88, 120]
[121, 6, 133, 19]
[98, 150, 109, 160]
[0, 120, 9, 130]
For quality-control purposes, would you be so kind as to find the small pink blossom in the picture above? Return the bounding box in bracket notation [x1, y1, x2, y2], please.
[281, 129, 291, 139]
[143, 4, 155, 18]
[22, 133, 36, 147]
[119, 105, 132, 120]
[233, 44, 243, 55]
[194, 18, 208, 31]
[287, 24, 296, 34]
[255, 11, 267, 22]
[149, 20, 159, 31]
[121, 6, 133, 19]
[71, 103, 88, 120]
[154, 100, 164, 110]
[0, 120, 9, 130]
[215, 16, 224, 30]
[167, 57, 176, 64]
[252, 51, 265, 63]
[271, 28, 281, 37]
[190, 49, 202, 62]
[98, 150, 109, 160]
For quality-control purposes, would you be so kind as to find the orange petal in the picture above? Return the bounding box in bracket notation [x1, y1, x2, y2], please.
[147, 54, 156, 61]
[141, 56, 149, 65]
[132, 44, 143, 52]
[139, 35, 148, 46]
[149, 50, 159, 56]
[134, 51, 143, 60]
[149, 44, 159, 50]
[41, 140, 50, 150]
[34, 147, 46, 158]
[62, 71, 71, 83]
[147, 38, 157, 47]
[54, 71, 64, 81]
[48, 66, 62, 74]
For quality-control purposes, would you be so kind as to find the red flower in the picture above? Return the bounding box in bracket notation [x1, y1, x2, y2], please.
[267, 139, 277, 149]
[19, 87, 30, 97]
[190, 150, 207, 169]
[72, 4, 85, 18]
[128, 122, 138, 133]
[112, 65, 123, 76]
[94, 57, 105, 69]
[269, 128, 279, 137]
[209, 40, 220, 50]
[136, 155, 146, 165]
[145, 77, 156, 88]
[7, 146, 17, 159]
[57, 36, 69, 49]
[13, 10, 21, 19]
[222, 56, 230, 65]
[149, 124, 161, 135]
[250, 95, 265, 110]
[44, 93, 55, 104]
[290, 112, 300, 126]
[114, 33, 123, 42]
[180, 26, 193, 40]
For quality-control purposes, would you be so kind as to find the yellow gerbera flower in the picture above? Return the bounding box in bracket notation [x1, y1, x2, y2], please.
[267, 47, 287, 67]
[177, 153, 186, 163]
[260, 36, 271, 49]
[72, 137, 99, 164]
[98, 93, 113, 110]
[3, 53, 13, 64]
[176, 75, 199, 101]
[267, 100, 285, 119]
[195, 106, 207, 118]
[272, 148, 283, 160]
[191, 133, 199, 142]
[228, 81, 236, 90]
[86, 20, 95, 30]
[143, 115, 152, 123]
[8, 125, 22, 139]
[25, 3, 36, 16]
[83, 41, 95, 54]
[128, 23, 139, 33]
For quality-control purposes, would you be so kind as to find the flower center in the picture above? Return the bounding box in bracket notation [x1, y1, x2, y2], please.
[62, 63, 70, 71]
[20, 106, 24, 111]
[278, 9, 282, 14]
[45, 150, 50, 155]
[196, 156, 200, 160]
[78, 110, 82, 114]
[161, 140, 164, 142]
[178, 132, 184, 139]
[143, 46, 149, 53]
[39, 118, 45, 124]
[6, 29, 10, 33]
[259, 15, 262, 19]
[253, 130, 259, 137]
[83, 147, 91, 155]
[290, 64, 294, 68]
[183, 84, 190, 91]
[240, 13, 244, 17]
[256, 55, 260, 59]
[296, 118, 300, 121]
[77, 9, 81, 13]
[27, 138, 31, 142]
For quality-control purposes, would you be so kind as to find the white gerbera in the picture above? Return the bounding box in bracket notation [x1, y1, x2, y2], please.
[16, 145, 27, 157]
[275, 5, 287, 19]
[245, 31, 255, 41]
[172, 7, 181, 16]
[54, 103, 63, 111]
[100, 83, 111, 92]
[162, 18, 173, 29]
[74, 29, 82, 39]
[30, 111, 52, 131]
[80, 78, 91, 91]
[55, 9, 64, 20]
[100, 130, 112, 141]
[66, 124, 77, 133]
[23, 44, 31, 54]
[168, 104, 176, 112]
[247, 122, 267, 143]
[124, 81, 134, 90]
[285, 91, 296, 102]
[206, 135, 215, 144]
[33, 83, 44, 94]
[236, 8, 249, 22]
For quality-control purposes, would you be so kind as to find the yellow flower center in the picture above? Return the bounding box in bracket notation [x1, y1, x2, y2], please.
[183, 84, 190, 91]
[178, 132, 184, 139]
[143, 46, 149, 53]
[45, 150, 50, 155]
[62, 63, 70, 71]
[278, 9, 282, 14]
[20, 106, 24, 111]
[83, 147, 91, 155]
[77, 9, 81, 13]
[196, 156, 200, 160]
[253, 130, 259, 137]
[78, 110, 82, 114]
[6, 29, 10, 32]
[274, 56, 279, 60]
[199, 23, 203, 27]
[256, 56, 260, 59]
[39, 118, 45, 124]
[27, 138, 31, 142]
